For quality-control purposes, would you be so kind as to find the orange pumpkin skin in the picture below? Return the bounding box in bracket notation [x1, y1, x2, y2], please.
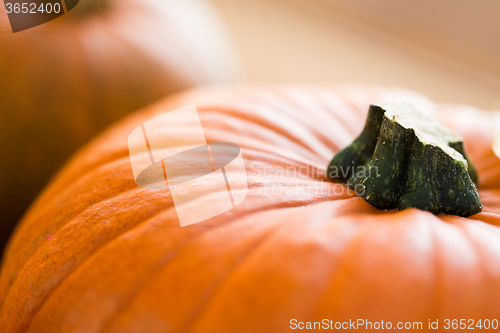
[1, 86, 500, 333]
[0, 0, 241, 248]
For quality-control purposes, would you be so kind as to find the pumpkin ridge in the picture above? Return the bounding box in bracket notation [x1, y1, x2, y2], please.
[179, 224, 292, 333]
[435, 215, 500, 313]
[28, 201, 314, 332]
[180, 210, 364, 333]
[98, 211, 284, 333]
[312, 87, 366, 135]
[269, 87, 360, 146]
[469, 211, 500, 228]
[429, 217, 454, 317]
[476, 189, 500, 215]
[332, 210, 442, 319]
[33, 149, 134, 209]
[206, 91, 328, 155]
[199, 110, 315, 156]
[0, 189, 175, 331]
[216, 108, 322, 155]
[1, 183, 344, 330]
[33, 84, 347, 215]
[35, 106, 326, 213]
[187, 206, 433, 330]
[456, 220, 491, 291]
[26, 143, 327, 256]
[0, 159, 140, 303]
[25, 204, 184, 333]
[1, 187, 166, 297]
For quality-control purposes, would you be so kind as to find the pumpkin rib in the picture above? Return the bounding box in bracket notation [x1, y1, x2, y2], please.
[4, 142, 254, 286]
[179, 207, 359, 333]
[316, 209, 437, 320]
[428, 216, 493, 318]
[428, 216, 457, 318]
[30, 148, 135, 212]
[38, 138, 326, 221]
[476, 190, 500, 217]
[191, 209, 481, 331]
[243, 148, 328, 181]
[307, 86, 367, 133]
[202, 104, 331, 160]
[100, 209, 285, 333]
[24, 206, 186, 333]
[407, 213, 449, 318]
[454, 218, 500, 315]
[220, 87, 344, 154]
[26, 198, 339, 333]
[268, 86, 363, 141]
[470, 211, 500, 227]
[98, 198, 364, 332]
[26, 84, 381, 213]
[1, 181, 352, 331]
[32, 100, 331, 213]
[0, 158, 140, 301]
[199, 110, 329, 162]
[178, 217, 317, 333]
[0, 189, 175, 331]
[264, 93, 354, 155]
[314, 210, 483, 321]
[461, 218, 500, 278]
[457, 220, 491, 294]
[476, 155, 500, 189]
[15, 142, 327, 273]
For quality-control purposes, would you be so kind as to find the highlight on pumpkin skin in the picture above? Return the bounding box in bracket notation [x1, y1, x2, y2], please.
[128, 105, 248, 226]
[328, 103, 482, 217]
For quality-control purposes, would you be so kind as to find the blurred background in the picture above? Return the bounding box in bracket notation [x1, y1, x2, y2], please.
[209, 0, 500, 109]
[1, 0, 499, 254]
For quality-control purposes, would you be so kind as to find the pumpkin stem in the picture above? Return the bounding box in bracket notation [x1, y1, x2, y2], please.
[328, 103, 482, 217]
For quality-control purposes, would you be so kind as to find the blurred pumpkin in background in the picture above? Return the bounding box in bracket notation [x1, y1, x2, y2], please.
[1, 85, 499, 332]
[0, 0, 242, 252]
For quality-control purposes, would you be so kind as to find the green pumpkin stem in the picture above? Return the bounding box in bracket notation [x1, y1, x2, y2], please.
[328, 104, 482, 217]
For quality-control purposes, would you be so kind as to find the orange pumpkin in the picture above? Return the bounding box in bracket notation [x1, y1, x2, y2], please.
[1, 85, 499, 333]
[0, 0, 242, 246]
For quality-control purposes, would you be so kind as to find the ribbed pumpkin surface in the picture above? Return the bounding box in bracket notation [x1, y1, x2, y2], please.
[1, 85, 499, 333]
